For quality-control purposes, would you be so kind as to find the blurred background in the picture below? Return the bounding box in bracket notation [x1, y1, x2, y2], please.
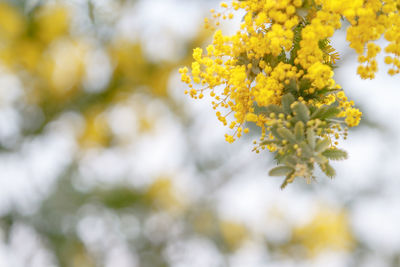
[0, 0, 400, 266]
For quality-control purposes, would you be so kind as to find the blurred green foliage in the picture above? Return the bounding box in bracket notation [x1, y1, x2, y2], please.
[0, 1, 398, 267]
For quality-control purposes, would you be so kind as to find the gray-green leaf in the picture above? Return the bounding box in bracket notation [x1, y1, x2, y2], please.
[269, 166, 294, 176]
[299, 141, 313, 158]
[294, 121, 305, 141]
[306, 128, 315, 149]
[319, 162, 336, 178]
[277, 127, 296, 143]
[315, 138, 330, 153]
[282, 94, 295, 114]
[293, 102, 310, 123]
[322, 148, 348, 160]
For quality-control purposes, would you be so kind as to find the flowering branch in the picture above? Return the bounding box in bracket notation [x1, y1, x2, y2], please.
[180, 0, 399, 187]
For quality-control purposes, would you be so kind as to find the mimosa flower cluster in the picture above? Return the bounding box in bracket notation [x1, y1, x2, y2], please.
[180, 0, 399, 187]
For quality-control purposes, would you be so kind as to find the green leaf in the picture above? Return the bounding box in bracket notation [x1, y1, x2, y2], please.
[310, 106, 328, 119]
[315, 138, 330, 153]
[277, 127, 296, 143]
[282, 94, 295, 114]
[299, 78, 312, 92]
[289, 24, 303, 64]
[293, 102, 310, 123]
[311, 105, 340, 120]
[306, 128, 315, 149]
[318, 38, 330, 50]
[319, 162, 336, 178]
[278, 49, 288, 63]
[284, 79, 299, 94]
[275, 152, 285, 164]
[236, 52, 249, 65]
[320, 106, 340, 120]
[322, 148, 348, 160]
[269, 166, 294, 177]
[294, 121, 305, 141]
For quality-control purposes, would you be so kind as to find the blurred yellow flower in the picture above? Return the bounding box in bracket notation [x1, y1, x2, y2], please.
[110, 41, 147, 82]
[292, 208, 354, 257]
[79, 108, 111, 148]
[146, 178, 184, 213]
[0, 3, 25, 40]
[45, 39, 89, 95]
[14, 39, 43, 71]
[35, 5, 70, 44]
[219, 220, 248, 251]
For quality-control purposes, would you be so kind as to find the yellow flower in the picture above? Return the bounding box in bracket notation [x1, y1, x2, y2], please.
[345, 107, 362, 127]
